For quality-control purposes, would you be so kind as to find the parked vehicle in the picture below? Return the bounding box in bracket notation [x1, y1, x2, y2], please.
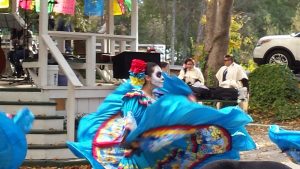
[253, 32, 300, 72]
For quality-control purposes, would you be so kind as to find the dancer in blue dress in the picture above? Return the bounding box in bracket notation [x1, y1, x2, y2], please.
[0, 107, 34, 169]
[67, 59, 256, 168]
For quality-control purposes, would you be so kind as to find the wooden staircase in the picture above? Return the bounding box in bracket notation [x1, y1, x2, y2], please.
[0, 87, 87, 166]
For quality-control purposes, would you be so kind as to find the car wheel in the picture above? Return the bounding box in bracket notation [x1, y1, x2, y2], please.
[266, 50, 293, 68]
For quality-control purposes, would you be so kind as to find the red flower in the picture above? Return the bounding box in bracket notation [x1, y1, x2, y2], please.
[129, 59, 146, 74]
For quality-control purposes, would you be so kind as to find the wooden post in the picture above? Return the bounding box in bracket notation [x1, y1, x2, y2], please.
[86, 36, 96, 86]
[120, 40, 126, 52]
[56, 38, 65, 53]
[108, 0, 115, 55]
[130, 0, 138, 52]
[11, 0, 17, 13]
[66, 82, 76, 141]
[38, 0, 49, 86]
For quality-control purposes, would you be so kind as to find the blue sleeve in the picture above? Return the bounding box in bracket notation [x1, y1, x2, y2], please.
[122, 92, 148, 125]
[160, 73, 193, 96]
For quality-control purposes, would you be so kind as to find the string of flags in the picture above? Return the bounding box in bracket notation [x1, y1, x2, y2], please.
[0, 0, 131, 16]
[0, 0, 9, 9]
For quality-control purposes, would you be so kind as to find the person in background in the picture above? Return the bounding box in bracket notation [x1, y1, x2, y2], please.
[215, 54, 249, 101]
[216, 55, 248, 89]
[178, 58, 205, 86]
[160, 61, 169, 74]
[178, 58, 210, 99]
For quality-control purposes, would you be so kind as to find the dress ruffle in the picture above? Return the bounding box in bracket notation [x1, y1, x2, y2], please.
[269, 125, 300, 164]
[0, 107, 34, 169]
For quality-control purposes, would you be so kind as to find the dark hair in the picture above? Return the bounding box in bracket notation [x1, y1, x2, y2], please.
[184, 58, 195, 65]
[224, 54, 233, 61]
[145, 62, 158, 76]
[160, 62, 169, 68]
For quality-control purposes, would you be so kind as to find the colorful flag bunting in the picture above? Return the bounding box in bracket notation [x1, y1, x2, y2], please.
[113, 0, 132, 15]
[19, 0, 34, 10]
[35, 0, 56, 13]
[53, 0, 75, 15]
[124, 0, 131, 12]
[113, 0, 124, 15]
[84, 0, 104, 16]
[0, 0, 9, 9]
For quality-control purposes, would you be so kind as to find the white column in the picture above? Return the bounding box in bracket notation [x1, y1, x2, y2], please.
[66, 83, 76, 141]
[38, 0, 49, 86]
[130, 0, 138, 51]
[108, 0, 115, 55]
[86, 36, 96, 86]
[11, 0, 17, 13]
[56, 38, 65, 53]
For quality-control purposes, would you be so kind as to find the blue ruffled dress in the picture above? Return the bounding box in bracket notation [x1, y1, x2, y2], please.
[0, 107, 34, 169]
[67, 74, 256, 168]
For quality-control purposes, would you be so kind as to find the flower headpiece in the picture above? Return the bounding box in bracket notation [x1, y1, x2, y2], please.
[129, 59, 146, 86]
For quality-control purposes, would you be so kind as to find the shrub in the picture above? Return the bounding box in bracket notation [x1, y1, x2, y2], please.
[249, 64, 300, 120]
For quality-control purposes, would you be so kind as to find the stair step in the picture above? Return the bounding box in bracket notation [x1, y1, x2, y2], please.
[1, 91, 50, 102]
[28, 143, 68, 149]
[29, 129, 67, 134]
[27, 130, 67, 145]
[35, 115, 65, 119]
[26, 144, 76, 159]
[0, 87, 41, 92]
[0, 101, 55, 105]
[33, 116, 65, 130]
[22, 159, 89, 167]
[1, 104, 57, 116]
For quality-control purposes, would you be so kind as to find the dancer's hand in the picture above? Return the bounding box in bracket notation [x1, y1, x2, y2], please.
[188, 94, 197, 102]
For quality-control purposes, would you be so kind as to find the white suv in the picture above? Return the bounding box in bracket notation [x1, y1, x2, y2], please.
[253, 32, 300, 72]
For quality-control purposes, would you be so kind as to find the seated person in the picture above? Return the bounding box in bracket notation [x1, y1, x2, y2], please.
[178, 58, 205, 86]
[215, 55, 249, 100]
[178, 58, 210, 99]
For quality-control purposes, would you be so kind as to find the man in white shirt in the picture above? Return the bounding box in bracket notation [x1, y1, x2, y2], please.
[215, 55, 249, 101]
[216, 55, 248, 89]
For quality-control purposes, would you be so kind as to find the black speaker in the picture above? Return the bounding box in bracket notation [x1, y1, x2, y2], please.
[112, 52, 160, 79]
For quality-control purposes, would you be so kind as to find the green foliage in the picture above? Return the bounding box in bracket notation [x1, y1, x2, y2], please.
[206, 68, 217, 87]
[241, 59, 257, 73]
[249, 64, 300, 120]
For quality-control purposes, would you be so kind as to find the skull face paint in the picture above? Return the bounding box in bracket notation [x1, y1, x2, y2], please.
[151, 66, 164, 88]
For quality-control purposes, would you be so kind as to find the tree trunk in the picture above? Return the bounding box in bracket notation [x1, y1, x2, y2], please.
[204, 0, 233, 85]
[194, 0, 207, 64]
[170, 0, 176, 65]
[196, 0, 207, 44]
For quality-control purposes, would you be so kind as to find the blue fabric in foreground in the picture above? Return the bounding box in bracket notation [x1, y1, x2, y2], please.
[0, 107, 34, 169]
[269, 125, 300, 164]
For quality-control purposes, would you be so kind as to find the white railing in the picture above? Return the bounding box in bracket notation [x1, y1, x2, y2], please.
[48, 31, 136, 86]
[42, 31, 135, 141]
